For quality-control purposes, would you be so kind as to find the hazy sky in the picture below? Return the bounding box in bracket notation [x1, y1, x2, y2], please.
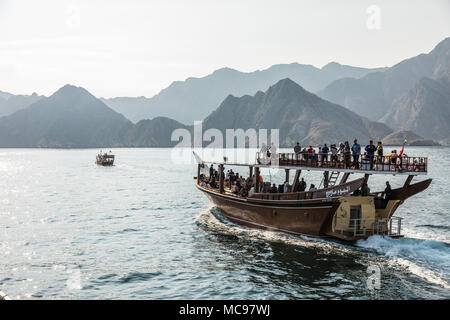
[0, 0, 449, 98]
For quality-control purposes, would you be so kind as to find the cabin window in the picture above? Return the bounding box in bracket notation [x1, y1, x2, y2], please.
[349, 206, 361, 228]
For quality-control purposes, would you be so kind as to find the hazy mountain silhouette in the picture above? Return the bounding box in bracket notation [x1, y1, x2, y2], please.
[0, 92, 44, 117]
[0, 78, 438, 148]
[124, 117, 188, 147]
[0, 85, 190, 148]
[202, 78, 396, 147]
[319, 37, 450, 123]
[382, 130, 440, 146]
[102, 62, 386, 124]
[381, 77, 450, 144]
[0, 85, 133, 148]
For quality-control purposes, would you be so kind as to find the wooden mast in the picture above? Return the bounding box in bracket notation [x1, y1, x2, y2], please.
[292, 170, 302, 191]
[340, 172, 351, 184]
[219, 164, 224, 193]
[323, 171, 329, 188]
[403, 175, 414, 188]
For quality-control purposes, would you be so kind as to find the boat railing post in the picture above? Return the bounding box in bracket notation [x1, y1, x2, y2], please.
[389, 218, 393, 235]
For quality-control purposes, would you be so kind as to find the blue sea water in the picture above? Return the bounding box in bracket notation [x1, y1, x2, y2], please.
[0, 147, 448, 299]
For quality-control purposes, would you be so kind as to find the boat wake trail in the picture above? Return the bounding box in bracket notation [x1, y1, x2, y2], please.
[195, 206, 353, 257]
[357, 235, 450, 290]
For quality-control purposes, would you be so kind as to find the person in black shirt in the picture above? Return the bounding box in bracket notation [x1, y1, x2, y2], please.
[385, 181, 392, 200]
[300, 178, 307, 192]
[365, 140, 377, 169]
[270, 184, 278, 193]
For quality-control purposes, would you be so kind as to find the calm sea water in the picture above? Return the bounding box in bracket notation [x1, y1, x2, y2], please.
[0, 147, 449, 299]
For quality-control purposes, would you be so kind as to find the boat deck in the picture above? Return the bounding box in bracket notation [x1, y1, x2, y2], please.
[202, 152, 427, 175]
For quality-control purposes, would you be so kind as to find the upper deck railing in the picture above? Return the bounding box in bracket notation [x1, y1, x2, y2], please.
[256, 152, 427, 174]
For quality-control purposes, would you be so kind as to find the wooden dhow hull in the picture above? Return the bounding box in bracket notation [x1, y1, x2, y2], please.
[197, 178, 364, 237]
[197, 178, 432, 241]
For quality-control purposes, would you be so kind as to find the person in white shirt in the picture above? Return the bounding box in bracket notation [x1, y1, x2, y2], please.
[248, 186, 255, 197]
[309, 184, 318, 199]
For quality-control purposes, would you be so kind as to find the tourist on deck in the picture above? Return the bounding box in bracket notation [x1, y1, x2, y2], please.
[351, 139, 361, 169]
[376, 141, 384, 164]
[311, 148, 317, 165]
[239, 186, 248, 197]
[301, 148, 308, 161]
[321, 144, 329, 166]
[387, 150, 398, 169]
[283, 182, 291, 193]
[214, 169, 219, 181]
[210, 175, 217, 188]
[337, 142, 345, 163]
[270, 184, 278, 193]
[365, 140, 377, 168]
[300, 178, 307, 192]
[294, 142, 301, 160]
[248, 186, 255, 197]
[361, 183, 370, 196]
[231, 182, 239, 194]
[330, 144, 338, 164]
[307, 145, 314, 159]
[209, 164, 214, 178]
[309, 184, 318, 199]
[338, 142, 345, 154]
[385, 181, 392, 200]
[344, 142, 351, 168]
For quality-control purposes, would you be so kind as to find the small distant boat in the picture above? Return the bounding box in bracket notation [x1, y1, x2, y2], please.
[96, 150, 115, 166]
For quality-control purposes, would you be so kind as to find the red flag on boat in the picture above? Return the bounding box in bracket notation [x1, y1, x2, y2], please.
[399, 139, 407, 157]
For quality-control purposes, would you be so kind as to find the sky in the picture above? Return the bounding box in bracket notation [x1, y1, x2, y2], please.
[0, 0, 449, 98]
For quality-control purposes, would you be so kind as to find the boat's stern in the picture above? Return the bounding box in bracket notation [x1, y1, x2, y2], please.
[326, 196, 404, 241]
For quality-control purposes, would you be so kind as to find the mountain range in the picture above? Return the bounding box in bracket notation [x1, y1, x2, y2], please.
[0, 80, 435, 148]
[0, 92, 43, 117]
[102, 62, 386, 124]
[0, 85, 133, 148]
[318, 37, 450, 144]
[0, 85, 187, 148]
[202, 78, 394, 147]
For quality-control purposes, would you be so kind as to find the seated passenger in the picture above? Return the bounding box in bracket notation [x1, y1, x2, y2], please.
[361, 183, 370, 196]
[248, 186, 255, 197]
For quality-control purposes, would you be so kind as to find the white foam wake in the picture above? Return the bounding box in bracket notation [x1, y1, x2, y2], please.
[357, 235, 450, 289]
[195, 206, 353, 256]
